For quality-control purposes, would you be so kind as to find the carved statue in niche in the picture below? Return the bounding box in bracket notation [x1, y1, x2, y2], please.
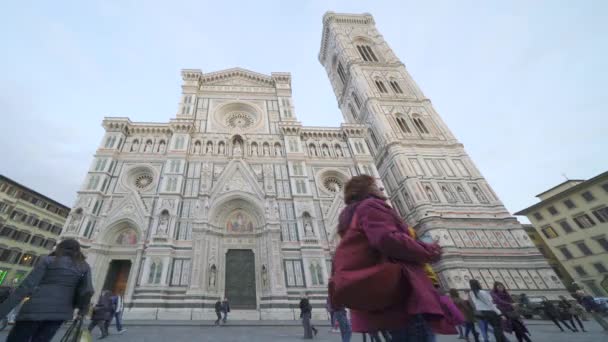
[263, 144, 270, 156]
[261, 265, 269, 289]
[322, 145, 330, 157]
[144, 140, 152, 152]
[218, 143, 225, 155]
[194, 141, 201, 154]
[206, 142, 213, 154]
[309, 144, 317, 157]
[274, 144, 282, 156]
[157, 210, 170, 235]
[67, 208, 83, 232]
[303, 213, 314, 236]
[251, 143, 258, 156]
[473, 187, 488, 203]
[233, 141, 242, 157]
[209, 264, 217, 289]
[131, 139, 139, 152]
[335, 145, 343, 157]
[442, 187, 455, 202]
[158, 140, 166, 153]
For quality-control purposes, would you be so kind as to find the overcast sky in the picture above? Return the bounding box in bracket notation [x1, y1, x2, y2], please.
[0, 1, 606, 219]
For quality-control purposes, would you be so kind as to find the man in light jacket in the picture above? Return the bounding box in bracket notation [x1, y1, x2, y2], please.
[111, 292, 127, 334]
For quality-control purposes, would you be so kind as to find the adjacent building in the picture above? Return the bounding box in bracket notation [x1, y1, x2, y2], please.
[516, 171, 608, 296]
[60, 12, 564, 320]
[0, 175, 69, 285]
[521, 224, 573, 288]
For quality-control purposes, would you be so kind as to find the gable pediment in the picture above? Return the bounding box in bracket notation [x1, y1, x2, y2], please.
[210, 159, 264, 199]
[201, 68, 275, 88]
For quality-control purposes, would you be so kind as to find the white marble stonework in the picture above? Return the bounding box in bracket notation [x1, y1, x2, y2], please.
[61, 12, 565, 320]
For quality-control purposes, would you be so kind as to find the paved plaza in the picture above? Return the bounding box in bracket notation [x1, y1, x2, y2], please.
[1, 320, 605, 342]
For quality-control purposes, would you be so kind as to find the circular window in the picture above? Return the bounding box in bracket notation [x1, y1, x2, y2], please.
[135, 174, 153, 189]
[226, 112, 254, 129]
[323, 176, 343, 193]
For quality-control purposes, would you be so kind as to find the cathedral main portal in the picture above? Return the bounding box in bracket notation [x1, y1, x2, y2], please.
[225, 249, 257, 309]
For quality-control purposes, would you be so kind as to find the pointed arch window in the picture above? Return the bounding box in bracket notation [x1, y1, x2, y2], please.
[148, 260, 163, 284]
[375, 80, 388, 93]
[348, 104, 358, 120]
[390, 80, 404, 94]
[356, 44, 379, 62]
[396, 116, 411, 134]
[369, 129, 380, 149]
[352, 92, 362, 109]
[413, 117, 430, 134]
[337, 62, 347, 85]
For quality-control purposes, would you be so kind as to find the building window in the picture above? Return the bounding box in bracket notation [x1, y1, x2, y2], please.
[292, 162, 304, 176]
[356, 44, 379, 62]
[592, 207, 608, 223]
[558, 220, 575, 234]
[596, 237, 608, 252]
[389, 80, 404, 94]
[375, 80, 388, 93]
[573, 214, 596, 229]
[308, 262, 325, 286]
[547, 206, 559, 216]
[348, 104, 358, 120]
[170, 259, 191, 286]
[337, 62, 347, 85]
[295, 180, 307, 194]
[396, 116, 411, 134]
[593, 263, 608, 273]
[576, 241, 593, 256]
[352, 92, 362, 109]
[148, 260, 163, 284]
[574, 266, 588, 277]
[284, 260, 305, 287]
[564, 199, 576, 209]
[541, 226, 558, 239]
[558, 246, 573, 259]
[369, 130, 380, 149]
[602, 183, 608, 193]
[533, 212, 544, 221]
[413, 117, 430, 134]
[581, 191, 596, 202]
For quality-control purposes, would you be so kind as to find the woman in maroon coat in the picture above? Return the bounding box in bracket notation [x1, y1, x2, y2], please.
[333, 175, 445, 341]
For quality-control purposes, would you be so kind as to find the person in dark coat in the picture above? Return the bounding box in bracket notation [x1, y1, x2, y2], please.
[214, 299, 222, 326]
[221, 297, 230, 324]
[299, 296, 318, 339]
[450, 289, 479, 342]
[542, 299, 575, 332]
[558, 295, 585, 332]
[0, 239, 94, 342]
[88, 290, 114, 339]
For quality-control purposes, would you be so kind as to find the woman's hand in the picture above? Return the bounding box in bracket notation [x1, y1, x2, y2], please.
[426, 242, 443, 262]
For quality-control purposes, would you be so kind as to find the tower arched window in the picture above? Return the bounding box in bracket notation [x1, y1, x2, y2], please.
[396, 116, 411, 134]
[348, 104, 358, 120]
[337, 62, 347, 85]
[413, 116, 430, 134]
[389, 80, 404, 94]
[369, 129, 380, 149]
[352, 92, 362, 109]
[356, 44, 379, 62]
[375, 80, 388, 93]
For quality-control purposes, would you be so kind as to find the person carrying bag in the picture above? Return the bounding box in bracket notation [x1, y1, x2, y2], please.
[329, 175, 446, 341]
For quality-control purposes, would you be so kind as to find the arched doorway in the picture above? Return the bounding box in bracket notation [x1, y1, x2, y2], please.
[225, 249, 256, 309]
[102, 224, 139, 295]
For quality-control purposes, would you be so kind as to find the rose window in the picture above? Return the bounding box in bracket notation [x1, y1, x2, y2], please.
[134, 174, 154, 190]
[226, 112, 253, 129]
[323, 177, 343, 193]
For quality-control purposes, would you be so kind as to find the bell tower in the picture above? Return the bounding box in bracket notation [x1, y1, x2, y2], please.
[319, 12, 566, 295]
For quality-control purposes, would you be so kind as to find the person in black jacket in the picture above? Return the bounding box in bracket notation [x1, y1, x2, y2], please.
[221, 297, 230, 324]
[0, 239, 94, 342]
[542, 299, 575, 332]
[214, 299, 222, 326]
[88, 290, 114, 339]
[299, 295, 318, 339]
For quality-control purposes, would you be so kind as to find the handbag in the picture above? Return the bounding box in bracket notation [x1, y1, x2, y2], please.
[60, 318, 92, 342]
[329, 213, 406, 311]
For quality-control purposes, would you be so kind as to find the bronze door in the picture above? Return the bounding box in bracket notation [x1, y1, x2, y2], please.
[224, 249, 256, 309]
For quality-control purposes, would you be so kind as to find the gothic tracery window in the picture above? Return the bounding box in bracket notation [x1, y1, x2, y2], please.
[337, 62, 347, 85]
[413, 116, 430, 134]
[396, 116, 411, 134]
[356, 44, 379, 62]
[389, 80, 404, 94]
[375, 80, 388, 93]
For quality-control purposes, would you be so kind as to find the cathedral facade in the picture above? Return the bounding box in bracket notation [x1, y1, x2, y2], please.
[61, 12, 564, 320]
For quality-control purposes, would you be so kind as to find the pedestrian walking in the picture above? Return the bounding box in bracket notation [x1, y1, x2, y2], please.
[450, 289, 479, 342]
[558, 296, 585, 332]
[88, 290, 114, 339]
[214, 299, 222, 326]
[221, 297, 230, 324]
[468, 279, 509, 342]
[575, 290, 608, 331]
[299, 295, 318, 339]
[491, 281, 531, 341]
[329, 175, 447, 342]
[327, 297, 339, 333]
[541, 299, 576, 332]
[0, 239, 94, 342]
[328, 294, 352, 342]
[111, 291, 127, 333]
